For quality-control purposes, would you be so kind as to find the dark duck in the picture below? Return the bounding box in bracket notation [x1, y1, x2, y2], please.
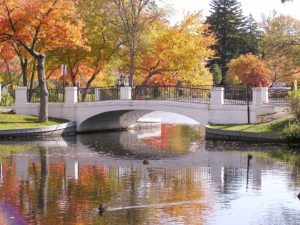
[98, 204, 107, 213]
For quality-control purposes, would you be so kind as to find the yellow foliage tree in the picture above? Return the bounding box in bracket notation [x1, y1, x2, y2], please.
[131, 12, 216, 86]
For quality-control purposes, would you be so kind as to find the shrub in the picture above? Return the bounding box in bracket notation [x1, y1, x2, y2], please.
[288, 89, 300, 122]
[211, 63, 222, 85]
[283, 122, 300, 143]
[0, 92, 14, 106]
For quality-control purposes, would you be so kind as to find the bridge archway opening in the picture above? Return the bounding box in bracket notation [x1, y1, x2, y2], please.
[78, 110, 152, 132]
[139, 111, 200, 125]
[78, 109, 203, 133]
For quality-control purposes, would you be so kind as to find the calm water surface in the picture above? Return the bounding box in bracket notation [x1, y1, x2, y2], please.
[0, 124, 300, 225]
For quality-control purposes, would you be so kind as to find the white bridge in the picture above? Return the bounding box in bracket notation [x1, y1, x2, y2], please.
[14, 86, 285, 132]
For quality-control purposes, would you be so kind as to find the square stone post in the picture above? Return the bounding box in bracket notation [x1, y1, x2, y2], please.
[95, 88, 101, 101]
[210, 87, 224, 106]
[65, 87, 78, 104]
[120, 87, 132, 100]
[15, 87, 28, 107]
[252, 87, 268, 106]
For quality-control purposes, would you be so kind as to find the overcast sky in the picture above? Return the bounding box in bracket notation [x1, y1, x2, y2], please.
[162, 0, 300, 23]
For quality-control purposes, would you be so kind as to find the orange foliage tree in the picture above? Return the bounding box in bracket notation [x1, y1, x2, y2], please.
[226, 54, 272, 87]
[0, 0, 85, 121]
[46, 0, 121, 102]
[0, 42, 21, 98]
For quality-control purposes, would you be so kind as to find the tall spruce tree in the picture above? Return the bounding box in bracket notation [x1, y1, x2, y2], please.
[242, 14, 261, 55]
[206, 0, 259, 81]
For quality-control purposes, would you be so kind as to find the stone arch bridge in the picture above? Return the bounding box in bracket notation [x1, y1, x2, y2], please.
[14, 86, 284, 132]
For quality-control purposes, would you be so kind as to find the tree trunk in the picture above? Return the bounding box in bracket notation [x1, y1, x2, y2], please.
[129, 40, 135, 87]
[70, 71, 76, 87]
[82, 73, 97, 102]
[28, 60, 36, 102]
[37, 54, 48, 122]
[20, 59, 28, 87]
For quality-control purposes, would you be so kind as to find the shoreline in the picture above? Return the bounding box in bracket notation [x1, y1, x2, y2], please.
[205, 126, 287, 143]
[0, 121, 76, 140]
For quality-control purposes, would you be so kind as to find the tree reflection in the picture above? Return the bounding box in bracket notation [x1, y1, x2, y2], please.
[1, 129, 299, 224]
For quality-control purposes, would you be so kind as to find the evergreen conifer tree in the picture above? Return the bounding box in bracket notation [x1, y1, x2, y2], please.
[211, 63, 222, 85]
[206, 0, 260, 81]
[242, 14, 261, 55]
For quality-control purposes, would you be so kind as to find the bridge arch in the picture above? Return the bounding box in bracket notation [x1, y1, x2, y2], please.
[79, 110, 151, 132]
[76, 100, 210, 132]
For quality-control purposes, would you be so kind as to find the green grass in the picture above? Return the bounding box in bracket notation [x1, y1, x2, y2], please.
[209, 117, 293, 135]
[0, 113, 68, 130]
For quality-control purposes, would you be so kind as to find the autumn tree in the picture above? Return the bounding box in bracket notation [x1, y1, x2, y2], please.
[226, 53, 271, 87]
[0, 42, 21, 99]
[46, 0, 121, 101]
[107, 0, 164, 86]
[0, 0, 85, 122]
[259, 13, 300, 85]
[130, 13, 215, 86]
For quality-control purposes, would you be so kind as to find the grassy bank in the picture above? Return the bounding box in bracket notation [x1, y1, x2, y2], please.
[209, 117, 293, 135]
[0, 113, 68, 130]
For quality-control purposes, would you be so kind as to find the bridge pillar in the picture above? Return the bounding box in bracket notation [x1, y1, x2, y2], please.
[120, 87, 132, 100]
[210, 87, 224, 106]
[65, 87, 78, 104]
[252, 87, 268, 105]
[15, 87, 28, 107]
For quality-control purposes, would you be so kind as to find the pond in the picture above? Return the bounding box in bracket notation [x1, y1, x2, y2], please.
[0, 124, 299, 225]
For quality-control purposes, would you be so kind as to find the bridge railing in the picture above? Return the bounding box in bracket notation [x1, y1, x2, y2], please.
[268, 87, 291, 103]
[77, 87, 119, 102]
[132, 85, 212, 104]
[223, 86, 252, 105]
[23, 86, 292, 106]
[28, 89, 65, 103]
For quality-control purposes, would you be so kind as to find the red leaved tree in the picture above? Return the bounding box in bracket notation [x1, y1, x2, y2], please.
[227, 54, 272, 87]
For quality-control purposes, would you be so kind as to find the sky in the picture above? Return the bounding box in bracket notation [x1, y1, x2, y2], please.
[162, 0, 300, 23]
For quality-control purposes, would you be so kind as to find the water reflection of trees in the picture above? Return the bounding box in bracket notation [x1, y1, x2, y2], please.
[1, 129, 300, 224]
[0, 147, 213, 224]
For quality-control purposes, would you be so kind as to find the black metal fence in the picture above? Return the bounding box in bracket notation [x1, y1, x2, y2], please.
[78, 87, 119, 102]
[132, 85, 212, 104]
[268, 87, 291, 103]
[26, 86, 295, 106]
[224, 86, 252, 105]
[28, 89, 64, 103]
